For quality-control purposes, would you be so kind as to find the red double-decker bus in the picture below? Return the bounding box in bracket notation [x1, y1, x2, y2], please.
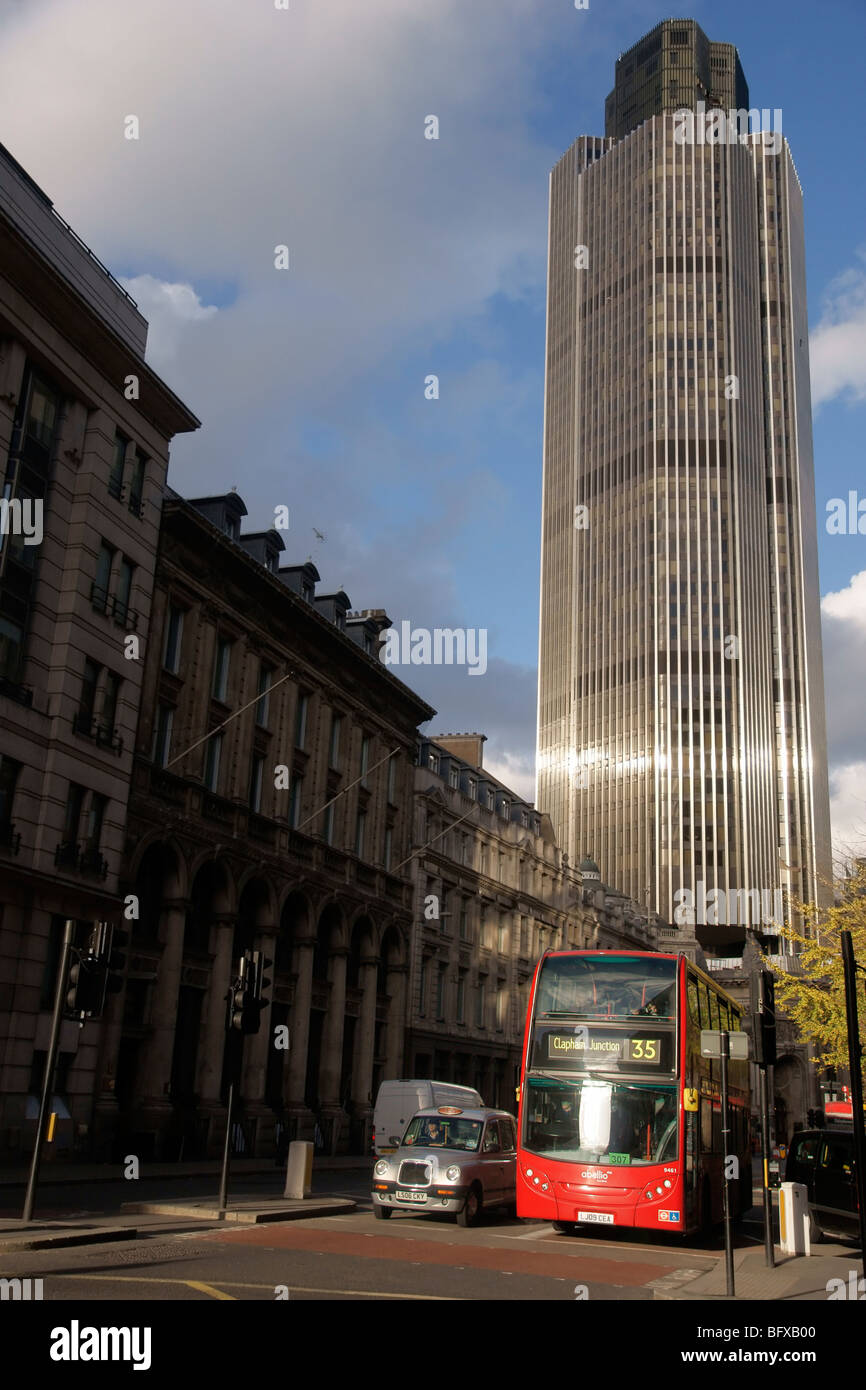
[516, 950, 751, 1235]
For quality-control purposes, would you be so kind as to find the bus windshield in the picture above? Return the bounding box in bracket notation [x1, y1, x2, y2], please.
[536, 955, 677, 1020]
[524, 1077, 678, 1165]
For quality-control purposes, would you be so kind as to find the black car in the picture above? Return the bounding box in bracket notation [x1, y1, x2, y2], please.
[785, 1129, 858, 1239]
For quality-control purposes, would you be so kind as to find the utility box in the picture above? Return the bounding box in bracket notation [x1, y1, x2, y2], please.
[284, 1140, 313, 1199]
[779, 1181, 811, 1256]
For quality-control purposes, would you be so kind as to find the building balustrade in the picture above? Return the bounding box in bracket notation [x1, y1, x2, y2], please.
[0, 674, 34, 706]
[53, 841, 108, 879]
[0, 820, 21, 854]
[72, 710, 124, 754]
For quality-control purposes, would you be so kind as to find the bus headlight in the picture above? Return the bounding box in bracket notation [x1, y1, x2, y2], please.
[374, 1160, 390, 1177]
[445, 1165, 461, 1182]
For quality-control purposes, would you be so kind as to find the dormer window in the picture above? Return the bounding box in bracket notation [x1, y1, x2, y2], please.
[468, 776, 477, 797]
[302, 582, 314, 603]
[225, 516, 239, 541]
[428, 752, 439, 773]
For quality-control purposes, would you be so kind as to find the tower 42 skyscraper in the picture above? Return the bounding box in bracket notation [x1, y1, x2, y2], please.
[536, 19, 832, 947]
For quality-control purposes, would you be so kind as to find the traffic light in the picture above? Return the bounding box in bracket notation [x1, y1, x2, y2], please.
[807, 1108, 825, 1128]
[750, 969, 777, 1067]
[250, 951, 272, 1004]
[105, 926, 129, 996]
[225, 950, 272, 1034]
[65, 953, 106, 1019]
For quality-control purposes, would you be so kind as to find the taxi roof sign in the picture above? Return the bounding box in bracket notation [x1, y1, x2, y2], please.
[437, 1105, 463, 1115]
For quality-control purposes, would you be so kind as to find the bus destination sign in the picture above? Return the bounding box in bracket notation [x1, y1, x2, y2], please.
[536, 1027, 669, 1069]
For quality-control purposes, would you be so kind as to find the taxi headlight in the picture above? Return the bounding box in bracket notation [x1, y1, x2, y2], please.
[374, 1160, 390, 1177]
[445, 1165, 461, 1182]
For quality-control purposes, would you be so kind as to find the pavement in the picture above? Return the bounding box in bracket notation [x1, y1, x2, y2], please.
[653, 1241, 863, 1301]
[0, 1154, 367, 1250]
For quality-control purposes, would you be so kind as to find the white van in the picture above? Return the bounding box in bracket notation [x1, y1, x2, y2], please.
[373, 1080, 484, 1155]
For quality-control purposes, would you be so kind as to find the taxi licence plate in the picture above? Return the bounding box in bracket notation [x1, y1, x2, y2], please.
[396, 1189, 427, 1203]
[577, 1211, 614, 1224]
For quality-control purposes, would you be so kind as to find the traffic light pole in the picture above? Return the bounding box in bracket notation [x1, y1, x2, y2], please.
[720, 1031, 735, 1297]
[759, 1064, 774, 1268]
[23, 919, 75, 1223]
[218, 1079, 234, 1215]
[840, 931, 866, 1276]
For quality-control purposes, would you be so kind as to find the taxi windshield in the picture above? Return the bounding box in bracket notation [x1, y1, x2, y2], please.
[401, 1116, 482, 1151]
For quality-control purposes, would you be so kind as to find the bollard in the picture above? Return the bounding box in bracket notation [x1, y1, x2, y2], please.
[779, 1181, 811, 1256]
[284, 1140, 313, 1199]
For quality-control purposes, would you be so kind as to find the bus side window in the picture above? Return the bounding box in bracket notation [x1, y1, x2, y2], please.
[707, 992, 721, 1031]
[718, 999, 730, 1032]
[698, 982, 710, 1028]
[687, 978, 700, 1025]
[700, 1098, 714, 1151]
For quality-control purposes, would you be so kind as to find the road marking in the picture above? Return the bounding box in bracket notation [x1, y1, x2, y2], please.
[184, 1280, 236, 1300]
[51, 1274, 457, 1300]
[488, 1230, 719, 1260]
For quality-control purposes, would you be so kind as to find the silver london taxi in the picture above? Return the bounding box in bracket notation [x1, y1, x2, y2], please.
[371, 1106, 517, 1226]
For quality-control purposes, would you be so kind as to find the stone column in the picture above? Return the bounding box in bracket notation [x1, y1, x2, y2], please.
[286, 936, 316, 1138]
[135, 899, 187, 1146]
[318, 946, 348, 1151]
[384, 962, 408, 1077]
[197, 915, 236, 1151]
[351, 954, 378, 1144]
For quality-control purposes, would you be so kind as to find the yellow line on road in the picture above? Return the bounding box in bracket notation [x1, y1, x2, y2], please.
[51, 1274, 457, 1300]
[184, 1280, 236, 1300]
[52, 1274, 234, 1298]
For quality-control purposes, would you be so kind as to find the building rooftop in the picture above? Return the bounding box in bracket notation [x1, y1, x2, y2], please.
[0, 140, 147, 354]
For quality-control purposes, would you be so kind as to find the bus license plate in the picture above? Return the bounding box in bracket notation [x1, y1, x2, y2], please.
[396, 1190, 427, 1202]
[577, 1211, 613, 1224]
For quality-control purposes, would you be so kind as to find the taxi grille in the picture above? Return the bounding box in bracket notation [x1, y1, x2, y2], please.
[397, 1161, 430, 1187]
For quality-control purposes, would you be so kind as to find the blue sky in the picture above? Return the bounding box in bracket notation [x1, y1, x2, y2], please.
[1, 0, 864, 850]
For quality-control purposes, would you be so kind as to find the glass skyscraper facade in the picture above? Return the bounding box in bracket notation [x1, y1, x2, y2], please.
[536, 20, 832, 947]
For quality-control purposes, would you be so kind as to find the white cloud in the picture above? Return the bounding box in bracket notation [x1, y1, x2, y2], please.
[119, 276, 218, 364]
[821, 567, 866, 629]
[828, 762, 866, 862]
[821, 570, 866, 855]
[483, 751, 536, 805]
[810, 252, 866, 408]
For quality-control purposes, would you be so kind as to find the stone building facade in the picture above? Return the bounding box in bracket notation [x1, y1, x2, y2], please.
[405, 734, 676, 1109]
[0, 142, 198, 1159]
[113, 490, 434, 1161]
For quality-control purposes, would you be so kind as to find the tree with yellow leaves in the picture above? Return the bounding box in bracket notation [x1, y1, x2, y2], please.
[772, 859, 866, 1072]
